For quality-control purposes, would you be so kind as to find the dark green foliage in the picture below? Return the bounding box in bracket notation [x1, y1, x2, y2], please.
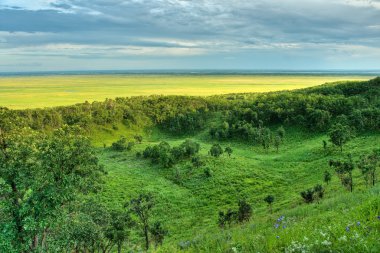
[0, 126, 105, 252]
[264, 195, 275, 213]
[323, 140, 327, 150]
[142, 140, 200, 168]
[237, 200, 252, 223]
[218, 200, 252, 227]
[357, 149, 379, 187]
[277, 126, 286, 140]
[111, 136, 128, 151]
[324, 170, 332, 185]
[161, 111, 206, 134]
[128, 193, 155, 250]
[150, 221, 168, 247]
[203, 167, 213, 178]
[329, 156, 355, 192]
[313, 184, 325, 203]
[191, 156, 205, 168]
[134, 134, 143, 144]
[328, 123, 353, 151]
[300, 184, 325, 204]
[274, 135, 281, 152]
[224, 146, 233, 157]
[300, 189, 315, 204]
[218, 209, 237, 228]
[210, 144, 223, 158]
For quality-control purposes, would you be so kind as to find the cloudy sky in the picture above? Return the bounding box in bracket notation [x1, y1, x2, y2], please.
[1, 0, 380, 72]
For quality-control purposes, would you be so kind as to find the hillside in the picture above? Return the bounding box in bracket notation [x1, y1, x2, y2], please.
[0, 78, 379, 252]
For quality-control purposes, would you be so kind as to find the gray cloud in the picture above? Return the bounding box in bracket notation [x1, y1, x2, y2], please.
[0, 0, 380, 71]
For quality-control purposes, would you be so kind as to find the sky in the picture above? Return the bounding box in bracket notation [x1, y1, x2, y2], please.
[0, 0, 380, 72]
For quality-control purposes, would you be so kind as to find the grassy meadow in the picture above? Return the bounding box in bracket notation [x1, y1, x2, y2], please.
[0, 74, 373, 109]
[0, 77, 379, 252]
[94, 122, 380, 252]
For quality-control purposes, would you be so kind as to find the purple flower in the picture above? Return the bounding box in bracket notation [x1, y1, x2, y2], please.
[377, 216, 380, 220]
[274, 223, 280, 229]
[282, 225, 287, 229]
[277, 215, 285, 222]
[356, 221, 361, 226]
[346, 226, 350, 232]
[276, 236, 280, 239]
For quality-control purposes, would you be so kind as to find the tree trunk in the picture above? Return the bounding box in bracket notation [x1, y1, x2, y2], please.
[144, 224, 150, 250]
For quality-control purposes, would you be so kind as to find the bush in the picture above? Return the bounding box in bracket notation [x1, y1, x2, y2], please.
[111, 136, 128, 151]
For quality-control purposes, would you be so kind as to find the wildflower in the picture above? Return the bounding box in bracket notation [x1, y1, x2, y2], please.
[377, 216, 380, 220]
[345, 226, 350, 232]
[321, 240, 332, 246]
[356, 221, 361, 226]
[276, 236, 280, 239]
[277, 215, 285, 222]
[338, 235, 347, 242]
[274, 223, 280, 229]
[282, 225, 286, 229]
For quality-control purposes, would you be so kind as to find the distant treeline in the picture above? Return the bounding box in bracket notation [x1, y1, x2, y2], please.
[1, 77, 379, 134]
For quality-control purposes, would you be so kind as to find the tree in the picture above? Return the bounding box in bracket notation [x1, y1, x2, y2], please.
[329, 156, 355, 192]
[210, 144, 223, 158]
[134, 135, 143, 144]
[328, 123, 352, 152]
[276, 126, 285, 141]
[224, 146, 233, 157]
[300, 189, 315, 203]
[150, 221, 168, 248]
[191, 156, 204, 168]
[237, 200, 252, 223]
[323, 140, 327, 150]
[218, 209, 236, 228]
[260, 128, 272, 151]
[323, 170, 331, 185]
[111, 136, 128, 151]
[264, 195, 275, 213]
[128, 193, 155, 250]
[313, 184, 325, 203]
[274, 135, 281, 152]
[0, 126, 105, 252]
[357, 149, 379, 187]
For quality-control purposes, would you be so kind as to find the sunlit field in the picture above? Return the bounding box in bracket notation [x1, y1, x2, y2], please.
[0, 74, 373, 109]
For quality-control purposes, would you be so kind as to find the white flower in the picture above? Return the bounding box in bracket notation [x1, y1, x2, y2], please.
[338, 235, 347, 242]
[321, 240, 332, 246]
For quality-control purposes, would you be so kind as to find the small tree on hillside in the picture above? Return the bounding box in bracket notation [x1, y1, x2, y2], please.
[277, 126, 285, 141]
[323, 140, 327, 150]
[210, 144, 223, 158]
[264, 195, 275, 213]
[191, 156, 204, 168]
[328, 123, 352, 152]
[329, 155, 355, 192]
[261, 128, 272, 152]
[150, 221, 168, 248]
[111, 136, 128, 151]
[225, 146, 233, 157]
[357, 149, 379, 187]
[237, 200, 252, 223]
[323, 170, 331, 185]
[134, 135, 143, 144]
[274, 135, 281, 152]
[127, 193, 155, 250]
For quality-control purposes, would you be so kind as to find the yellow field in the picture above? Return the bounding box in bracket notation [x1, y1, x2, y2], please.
[0, 75, 373, 109]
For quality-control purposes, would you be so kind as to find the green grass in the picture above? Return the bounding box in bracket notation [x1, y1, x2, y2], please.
[92, 123, 380, 252]
[0, 74, 373, 109]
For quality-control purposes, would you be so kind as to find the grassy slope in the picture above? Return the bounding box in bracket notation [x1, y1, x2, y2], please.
[0, 74, 373, 109]
[92, 122, 380, 252]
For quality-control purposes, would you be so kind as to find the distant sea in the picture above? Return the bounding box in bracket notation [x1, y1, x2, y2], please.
[0, 69, 379, 77]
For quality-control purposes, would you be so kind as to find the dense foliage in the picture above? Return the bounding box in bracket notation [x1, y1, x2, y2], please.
[0, 78, 379, 252]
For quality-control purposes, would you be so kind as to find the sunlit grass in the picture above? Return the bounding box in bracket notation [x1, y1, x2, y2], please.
[0, 74, 373, 109]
